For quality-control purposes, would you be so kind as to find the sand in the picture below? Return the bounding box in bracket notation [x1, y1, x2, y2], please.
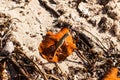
[0, 0, 120, 79]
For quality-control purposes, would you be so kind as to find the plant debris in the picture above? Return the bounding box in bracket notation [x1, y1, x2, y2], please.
[39, 28, 76, 62]
[1, 0, 120, 80]
[103, 67, 120, 80]
[0, 13, 43, 80]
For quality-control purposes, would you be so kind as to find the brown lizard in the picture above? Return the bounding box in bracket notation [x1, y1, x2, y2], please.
[52, 32, 70, 59]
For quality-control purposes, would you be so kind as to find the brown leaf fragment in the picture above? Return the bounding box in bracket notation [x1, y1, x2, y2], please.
[103, 67, 120, 80]
[38, 28, 76, 62]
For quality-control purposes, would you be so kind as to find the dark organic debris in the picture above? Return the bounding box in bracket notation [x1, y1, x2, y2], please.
[98, 0, 111, 6]
[107, 11, 118, 20]
[38, 0, 60, 17]
[98, 17, 108, 33]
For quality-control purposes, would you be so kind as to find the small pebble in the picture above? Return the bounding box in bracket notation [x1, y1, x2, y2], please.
[3, 41, 14, 53]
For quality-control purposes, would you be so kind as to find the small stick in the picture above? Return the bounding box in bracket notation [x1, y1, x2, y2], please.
[10, 57, 30, 79]
[38, 0, 60, 17]
[2, 62, 10, 80]
[15, 47, 48, 80]
[0, 38, 2, 48]
[0, 29, 11, 49]
[54, 63, 63, 74]
[45, 73, 60, 80]
[80, 27, 108, 51]
[0, 18, 21, 48]
[72, 27, 108, 53]
[54, 62, 67, 80]
[75, 49, 91, 65]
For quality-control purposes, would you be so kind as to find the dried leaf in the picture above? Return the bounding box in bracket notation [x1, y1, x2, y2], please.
[103, 67, 120, 80]
[39, 28, 76, 62]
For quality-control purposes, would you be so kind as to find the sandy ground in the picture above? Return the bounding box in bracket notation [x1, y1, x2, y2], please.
[0, 0, 120, 80]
